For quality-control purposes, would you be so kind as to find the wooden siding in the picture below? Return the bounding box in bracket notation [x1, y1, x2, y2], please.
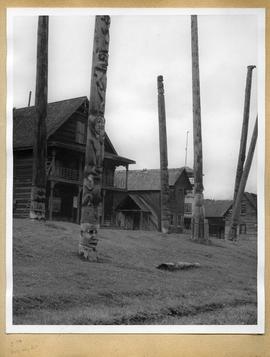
[224, 195, 257, 237]
[49, 111, 117, 155]
[13, 151, 33, 218]
[49, 112, 85, 145]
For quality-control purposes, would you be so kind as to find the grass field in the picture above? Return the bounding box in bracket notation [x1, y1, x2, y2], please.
[12, 219, 257, 325]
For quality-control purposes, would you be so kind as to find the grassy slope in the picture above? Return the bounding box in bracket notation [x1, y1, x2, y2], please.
[12, 219, 257, 325]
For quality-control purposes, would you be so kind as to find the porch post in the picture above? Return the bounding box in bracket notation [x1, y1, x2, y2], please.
[140, 211, 143, 230]
[102, 189, 106, 225]
[51, 149, 56, 176]
[125, 164, 129, 190]
[49, 180, 55, 221]
[76, 186, 82, 224]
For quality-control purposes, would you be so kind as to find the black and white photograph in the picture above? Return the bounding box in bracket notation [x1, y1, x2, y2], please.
[6, 8, 265, 333]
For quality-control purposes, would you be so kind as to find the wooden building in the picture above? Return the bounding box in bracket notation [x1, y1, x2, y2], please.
[204, 199, 232, 239]
[204, 192, 257, 239]
[13, 97, 135, 223]
[113, 168, 192, 231]
[224, 192, 257, 237]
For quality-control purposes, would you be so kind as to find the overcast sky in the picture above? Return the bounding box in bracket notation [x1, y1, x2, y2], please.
[10, 11, 261, 199]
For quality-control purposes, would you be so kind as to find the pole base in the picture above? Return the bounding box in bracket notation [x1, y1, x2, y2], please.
[78, 244, 98, 262]
[191, 218, 210, 242]
[79, 222, 99, 261]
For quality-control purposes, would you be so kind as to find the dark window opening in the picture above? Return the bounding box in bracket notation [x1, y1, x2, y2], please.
[239, 224, 247, 234]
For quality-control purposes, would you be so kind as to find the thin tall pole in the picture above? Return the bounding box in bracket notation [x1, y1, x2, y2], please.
[228, 117, 258, 241]
[191, 15, 208, 241]
[30, 16, 48, 220]
[185, 130, 189, 167]
[28, 90, 32, 107]
[79, 16, 110, 260]
[157, 75, 170, 233]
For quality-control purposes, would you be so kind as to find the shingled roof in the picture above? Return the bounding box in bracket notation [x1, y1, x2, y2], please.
[204, 199, 232, 218]
[114, 168, 191, 191]
[13, 96, 88, 148]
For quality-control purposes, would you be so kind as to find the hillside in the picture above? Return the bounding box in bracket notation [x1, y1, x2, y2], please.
[12, 219, 257, 325]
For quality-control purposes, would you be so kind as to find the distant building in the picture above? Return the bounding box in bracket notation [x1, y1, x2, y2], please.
[13, 97, 135, 223]
[204, 199, 232, 238]
[114, 168, 192, 231]
[204, 192, 257, 239]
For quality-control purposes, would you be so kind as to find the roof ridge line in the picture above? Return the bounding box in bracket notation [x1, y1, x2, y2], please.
[14, 96, 88, 111]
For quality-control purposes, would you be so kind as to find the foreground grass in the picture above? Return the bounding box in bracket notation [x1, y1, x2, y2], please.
[13, 219, 257, 325]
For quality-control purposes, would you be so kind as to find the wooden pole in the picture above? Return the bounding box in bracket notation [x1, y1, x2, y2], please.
[232, 65, 256, 204]
[190, 15, 208, 241]
[227, 117, 258, 241]
[157, 75, 170, 233]
[30, 16, 49, 220]
[28, 90, 32, 107]
[79, 16, 110, 260]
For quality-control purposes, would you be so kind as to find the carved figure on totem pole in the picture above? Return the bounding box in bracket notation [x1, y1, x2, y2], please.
[86, 115, 105, 177]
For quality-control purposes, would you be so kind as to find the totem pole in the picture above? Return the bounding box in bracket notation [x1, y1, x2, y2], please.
[79, 16, 110, 260]
[190, 15, 208, 242]
[157, 75, 170, 233]
[30, 16, 48, 220]
[232, 65, 256, 204]
[227, 117, 258, 241]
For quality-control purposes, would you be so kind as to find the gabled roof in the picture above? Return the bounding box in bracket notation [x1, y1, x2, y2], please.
[243, 192, 257, 212]
[114, 167, 191, 191]
[204, 192, 257, 218]
[204, 199, 232, 218]
[116, 194, 151, 212]
[13, 96, 88, 148]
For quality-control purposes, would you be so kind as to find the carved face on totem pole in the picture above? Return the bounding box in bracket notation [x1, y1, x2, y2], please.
[94, 16, 110, 115]
[94, 115, 105, 139]
[85, 174, 94, 189]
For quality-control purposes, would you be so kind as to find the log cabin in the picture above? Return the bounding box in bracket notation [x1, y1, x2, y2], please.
[13, 96, 135, 223]
[113, 168, 192, 232]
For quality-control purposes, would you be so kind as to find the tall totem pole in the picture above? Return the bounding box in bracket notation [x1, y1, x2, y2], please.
[232, 65, 256, 204]
[228, 117, 258, 241]
[191, 15, 208, 241]
[228, 65, 256, 240]
[30, 16, 49, 220]
[157, 75, 170, 233]
[79, 16, 110, 260]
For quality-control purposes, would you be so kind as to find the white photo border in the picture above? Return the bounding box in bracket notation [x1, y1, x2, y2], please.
[6, 7, 265, 334]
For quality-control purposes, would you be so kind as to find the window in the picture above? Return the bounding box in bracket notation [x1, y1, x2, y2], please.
[75, 121, 85, 144]
[240, 202, 247, 215]
[169, 214, 174, 225]
[184, 203, 192, 213]
[239, 224, 246, 234]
